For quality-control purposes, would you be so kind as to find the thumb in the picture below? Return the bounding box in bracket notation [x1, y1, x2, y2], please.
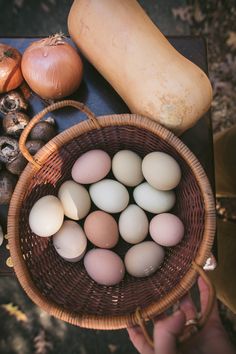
[154, 310, 186, 354]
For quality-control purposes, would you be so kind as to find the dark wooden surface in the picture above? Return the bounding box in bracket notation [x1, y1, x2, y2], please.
[0, 36, 215, 275]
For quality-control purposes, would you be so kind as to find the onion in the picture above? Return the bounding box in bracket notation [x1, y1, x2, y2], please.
[21, 34, 83, 99]
[0, 44, 23, 94]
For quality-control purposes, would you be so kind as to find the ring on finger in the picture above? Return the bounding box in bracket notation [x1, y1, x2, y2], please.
[185, 318, 198, 327]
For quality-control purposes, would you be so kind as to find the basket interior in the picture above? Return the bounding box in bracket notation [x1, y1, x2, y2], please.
[20, 125, 204, 316]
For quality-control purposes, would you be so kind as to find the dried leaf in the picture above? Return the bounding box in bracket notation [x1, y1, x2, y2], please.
[41, 3, 50, 13]
[193, 0, 206, 23]
[108, 344, 118, 353]
[1, 303, 28, 322]
[14, 0, 24, 8]
[172, 6, 193, 25]
[227, 31, 236, 50]
[34, 330, 53, 354]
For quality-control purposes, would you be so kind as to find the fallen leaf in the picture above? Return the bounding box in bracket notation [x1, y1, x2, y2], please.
[193, 0, 206, 23]
[226, 31, 236, 50]
[1, 303, 28, 322]
[41, 3, 50, 13]
[14, 0, 24, 8]
[172, 6, 193, 25]
[34, 330, 53, 354]
[108, 344, 118, 353]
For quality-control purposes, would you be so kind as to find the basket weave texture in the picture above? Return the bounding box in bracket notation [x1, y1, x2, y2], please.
[8, 102, 216, 330]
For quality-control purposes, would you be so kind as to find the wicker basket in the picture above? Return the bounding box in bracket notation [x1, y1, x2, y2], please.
[8, 100, 216, 332]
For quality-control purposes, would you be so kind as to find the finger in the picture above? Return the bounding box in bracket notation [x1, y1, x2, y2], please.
[154, 310, 186, 354]
[198, 276, 220, 323]
[127, 327, 154, 354]
[180, 294, 197, 321]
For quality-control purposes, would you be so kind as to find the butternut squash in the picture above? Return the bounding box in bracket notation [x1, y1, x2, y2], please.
[68, 0, 212, 135]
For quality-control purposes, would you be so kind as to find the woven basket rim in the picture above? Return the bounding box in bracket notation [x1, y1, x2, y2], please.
[8, 113, 216, 330]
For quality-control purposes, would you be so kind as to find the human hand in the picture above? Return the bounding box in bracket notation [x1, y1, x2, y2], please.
[128, 277, 236, 354]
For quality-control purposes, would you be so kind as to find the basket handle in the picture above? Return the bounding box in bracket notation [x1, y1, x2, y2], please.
[19, 100, 100, 169]
[134, 261, 216, 349]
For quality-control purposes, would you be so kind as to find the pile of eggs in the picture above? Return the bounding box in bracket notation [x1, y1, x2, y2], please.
[29, 149, 184, 286]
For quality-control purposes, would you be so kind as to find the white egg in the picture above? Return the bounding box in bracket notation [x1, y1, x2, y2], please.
[119, 204, 149, 244]
[58, 180, 91, 220]
[124, 241, 165, 277]
[112, 150, 144, 186]
[133, 182, 176, 213]
[53, 220, 87, 262]
[142, 152, 181, 190]
[89, 179, 129, 213]
[29, 195, 64, 237]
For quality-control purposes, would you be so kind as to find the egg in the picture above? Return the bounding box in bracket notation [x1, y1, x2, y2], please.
[89, 179, 129, 213]
[119, 204, 149, 244]
[53, 220, 87, 262]
[124, 241, 165, 277]
[150, 213, 184, 247]
[29, 195, 64, 237]
[112, 150, 144, 186]
[142, 152, 181, 190]
[133, 182, 175, 213]
[84, 249, 125, 286]
[84, 211, 119, 248]
[71, 149, 111, 184]
[58, 180, 91, 220]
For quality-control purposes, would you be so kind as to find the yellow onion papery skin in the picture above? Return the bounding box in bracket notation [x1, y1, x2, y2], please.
[21, 34, 83, 99]
[0, 44, 23, 94]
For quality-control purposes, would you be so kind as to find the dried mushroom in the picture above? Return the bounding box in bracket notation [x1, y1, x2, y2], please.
[2, 112, 30, 138]
[0, 90, 28, 115]
[45, 117, 56, 126]
[29, 120, 56, 142]
[6, 140, 44, 175]
[0, 170, 17, 204]
[0, 136, 19, 163]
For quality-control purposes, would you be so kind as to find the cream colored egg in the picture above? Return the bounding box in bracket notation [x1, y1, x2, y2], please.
[133, 182, 175, 213]
[53, 220, 87, 262]
[89, 179, 129, 213]
[119, 204, 148, 244]
[142, 152, 181, 190]
[58, 180, 91, 220]
[112, 150, 144, 186]
[29, 195, 64, 237]
[124, 241, 165, 277]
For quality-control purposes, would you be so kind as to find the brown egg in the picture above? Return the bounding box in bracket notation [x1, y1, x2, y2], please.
[84, 210, 119, 248]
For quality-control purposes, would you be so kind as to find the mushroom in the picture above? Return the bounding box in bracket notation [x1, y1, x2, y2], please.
[0, 170, 17, 204]
[6, 140, 44, 175]
[2, 112, 30, 138]
[45, 117, 56, 126]
[0, 90, 28, 115]
[0, 136, 19, 163]
[29, 120, 56, 142]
